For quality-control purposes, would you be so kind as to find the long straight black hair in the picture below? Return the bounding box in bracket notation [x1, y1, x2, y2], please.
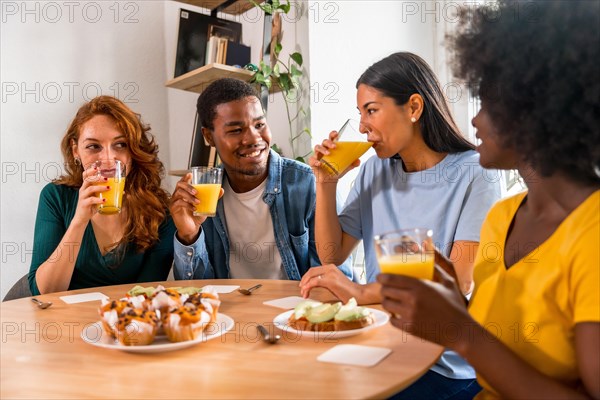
[357, 52, 474, 153]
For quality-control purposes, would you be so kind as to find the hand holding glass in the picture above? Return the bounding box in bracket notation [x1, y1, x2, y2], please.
[91, 160, 126, 215]
[374, 228, 435, 280]
[320, 119, 373, 176]
[191, 167, 223, 217]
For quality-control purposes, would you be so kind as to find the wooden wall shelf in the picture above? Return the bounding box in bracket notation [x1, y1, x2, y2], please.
[168, 169, 189, 177]
[165, 63, 281, 94]
[174, 0, 264, 16]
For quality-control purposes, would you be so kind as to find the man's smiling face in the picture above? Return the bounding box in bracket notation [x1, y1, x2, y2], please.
[203, 96, 271, 188]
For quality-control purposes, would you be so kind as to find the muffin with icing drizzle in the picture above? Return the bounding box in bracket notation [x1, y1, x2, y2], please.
[98, 296, 147, 338]
[163, 302, 213, 342]
[115, 308, 159, 346]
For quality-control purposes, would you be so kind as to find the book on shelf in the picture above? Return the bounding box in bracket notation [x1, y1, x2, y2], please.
[174, 8, 242, 78]
[205, 36, 229, 65]
[217, 37, 228, 64]
[205, 36, 250, 68]
[205, 36, 218, 65]
[205, 36, 250, 67]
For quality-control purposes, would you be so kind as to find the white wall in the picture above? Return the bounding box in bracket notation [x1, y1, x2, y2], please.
[0, 1, 171, 298]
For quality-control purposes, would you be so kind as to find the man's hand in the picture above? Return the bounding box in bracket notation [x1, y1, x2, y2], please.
[169, 173, 223, 245]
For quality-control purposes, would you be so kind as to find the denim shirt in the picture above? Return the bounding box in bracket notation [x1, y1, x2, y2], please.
[173, 150, 353, 281]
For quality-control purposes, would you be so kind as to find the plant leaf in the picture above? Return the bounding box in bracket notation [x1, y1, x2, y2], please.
[253, 70, 266, 83]
[272, 143, 283, 155]
[262, 65, 272, 77]
[263, 76, 272, 90]
[295, 156, 306, 163]
[262, 3, 274, 14]
[286, 88, 300, 102]
[248, 0, 273, 14]
[279, 1, 291, 13]
[278, 73, 291, 93]
[290, 52, 303, 66]
[289, 71, 300, 90]
[290, 63, 302, 78]
[273, 63, 280, 78]
[274, 42, 282, 58]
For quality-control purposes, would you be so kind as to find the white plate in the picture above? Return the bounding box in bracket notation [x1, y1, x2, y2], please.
[273, 308, 390, 339]
[81, 313, 234, 353]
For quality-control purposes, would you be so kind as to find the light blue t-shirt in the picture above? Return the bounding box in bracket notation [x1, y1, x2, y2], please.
[339, 150, 501, 379]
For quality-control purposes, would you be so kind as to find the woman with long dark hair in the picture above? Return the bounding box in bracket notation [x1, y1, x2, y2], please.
[301, 52, 500, 398]
[29, 96, 175, 294]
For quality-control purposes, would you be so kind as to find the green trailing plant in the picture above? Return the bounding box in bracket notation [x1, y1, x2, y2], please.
[249, 0, 312, 163]
[249, 0, 291, 15]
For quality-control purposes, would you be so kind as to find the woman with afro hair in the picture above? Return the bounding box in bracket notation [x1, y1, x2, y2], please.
[378, 1, 599, 399]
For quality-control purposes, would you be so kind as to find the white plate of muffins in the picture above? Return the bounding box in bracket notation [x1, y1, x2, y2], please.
[81, 313, 234, 353]
[82, 286, 232, 353]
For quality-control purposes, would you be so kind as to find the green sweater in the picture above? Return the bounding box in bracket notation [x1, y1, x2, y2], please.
[29, 183, 175, 295]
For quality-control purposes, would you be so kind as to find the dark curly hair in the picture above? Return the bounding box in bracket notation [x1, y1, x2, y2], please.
[197, 78, 259, 130]
[57, 96, 170, 252]
[450, 0, 600, 183]
[357, 52, 474, 153]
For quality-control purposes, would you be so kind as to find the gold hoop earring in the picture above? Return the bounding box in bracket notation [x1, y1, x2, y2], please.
[74, 158, 81, 166]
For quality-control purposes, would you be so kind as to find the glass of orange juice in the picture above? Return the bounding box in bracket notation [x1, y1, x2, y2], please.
[320, 119, 373, 176]
[91, 160, 126, 215]
[191, 166, 222, 217]
[374, 228, 435, 280]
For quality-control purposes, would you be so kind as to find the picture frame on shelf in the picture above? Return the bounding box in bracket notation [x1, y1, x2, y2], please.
[208, 23, 240, 42]
[189, 112, 219, 168]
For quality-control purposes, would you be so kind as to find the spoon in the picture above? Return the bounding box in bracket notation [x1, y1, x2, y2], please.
[31, 298, 52, 309]
[238, 284, 262, 295]
[257, 324, 281, 344]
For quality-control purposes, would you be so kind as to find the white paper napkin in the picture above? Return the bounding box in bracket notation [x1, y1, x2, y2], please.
[59, 292, 108, 304]
[201, 285, 240, 294]
[317, 344, 392, 367]
[263, 296, 309, 309]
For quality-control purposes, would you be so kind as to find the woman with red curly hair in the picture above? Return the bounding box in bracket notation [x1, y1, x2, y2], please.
[29, 96, 175, 295]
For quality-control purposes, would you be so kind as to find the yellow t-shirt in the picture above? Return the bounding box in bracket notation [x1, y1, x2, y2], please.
[469, 190, 600, 399]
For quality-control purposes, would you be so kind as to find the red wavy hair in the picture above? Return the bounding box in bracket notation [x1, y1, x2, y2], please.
[56, 96, 170, 252]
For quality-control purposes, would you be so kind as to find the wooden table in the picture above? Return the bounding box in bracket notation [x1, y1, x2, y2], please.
[1, 280, 443, 399]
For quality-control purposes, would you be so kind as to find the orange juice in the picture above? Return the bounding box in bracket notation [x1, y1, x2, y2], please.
[321, 141, 373, 175]
[192, 183, 221, 216]
[96, 177, 125, 215]
[378, 253, 435, 280]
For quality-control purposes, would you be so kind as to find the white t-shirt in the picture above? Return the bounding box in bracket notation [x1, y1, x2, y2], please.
[222, 177, 286, 279]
